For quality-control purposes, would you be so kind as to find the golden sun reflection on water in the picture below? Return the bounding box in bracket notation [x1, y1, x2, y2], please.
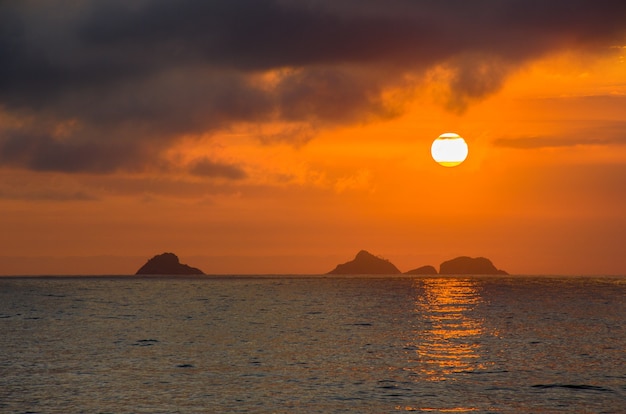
[408, 278, 489, 382]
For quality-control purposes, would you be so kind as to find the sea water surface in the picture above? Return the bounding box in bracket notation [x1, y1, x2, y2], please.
[0, 275, 624, 413]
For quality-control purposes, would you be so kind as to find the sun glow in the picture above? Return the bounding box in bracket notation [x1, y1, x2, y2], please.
[431, 133, 469, 167]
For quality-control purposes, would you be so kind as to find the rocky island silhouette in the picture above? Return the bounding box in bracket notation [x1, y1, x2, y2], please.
[136, 252, 204, 275]
[328, 250, 508, 275]
[327, 250, 401, 275]
[439, 256, 508, 275]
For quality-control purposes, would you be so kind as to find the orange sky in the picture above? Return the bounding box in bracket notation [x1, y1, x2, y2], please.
[1, 2, 625, 275]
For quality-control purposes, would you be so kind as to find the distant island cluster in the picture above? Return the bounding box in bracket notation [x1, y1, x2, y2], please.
[328, 250, 507, 275]
[136, 250, 508, 276]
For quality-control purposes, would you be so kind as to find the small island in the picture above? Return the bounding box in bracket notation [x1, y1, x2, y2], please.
[327, 250, 401, 275]
[135, 252, 204, 275]
[439, 256, 508, 275]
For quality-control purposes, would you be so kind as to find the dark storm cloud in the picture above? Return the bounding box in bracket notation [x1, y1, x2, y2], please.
[1, 0, 625, 173]
[75, 0, 626, 70]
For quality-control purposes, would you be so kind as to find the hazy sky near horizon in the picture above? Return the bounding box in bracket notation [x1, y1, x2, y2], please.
[1, 0, 626, 275]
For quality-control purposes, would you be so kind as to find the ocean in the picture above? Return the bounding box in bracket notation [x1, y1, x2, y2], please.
[0, 275, 624, 413]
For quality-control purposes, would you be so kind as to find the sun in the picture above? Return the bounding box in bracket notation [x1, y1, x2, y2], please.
[431, 133, 469, 167]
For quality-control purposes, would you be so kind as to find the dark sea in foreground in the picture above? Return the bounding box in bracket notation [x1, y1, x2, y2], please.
[1, 275, 624, 413]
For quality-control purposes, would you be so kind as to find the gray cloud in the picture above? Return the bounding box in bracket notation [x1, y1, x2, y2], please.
[0, 186, 98, 202]
[189, 158, 247, 179]
[1, 0, 625, 173]
[0, 128, 142, 173]
[494, 136, 586, 149]
[494, 122, 626, 149]
[442, 54, 513, 114]
[495, 135, 626, 149]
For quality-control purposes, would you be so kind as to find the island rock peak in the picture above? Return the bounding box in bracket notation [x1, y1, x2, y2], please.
[136, 252, 204, 275]
[328, 250, 401, 275]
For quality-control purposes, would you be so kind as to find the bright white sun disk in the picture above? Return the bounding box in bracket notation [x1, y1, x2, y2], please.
[431, 133, 468, 167]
